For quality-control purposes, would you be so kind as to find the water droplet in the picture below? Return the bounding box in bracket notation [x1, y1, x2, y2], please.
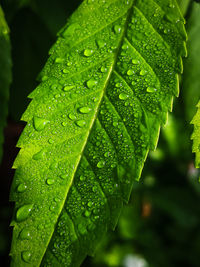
[80, 175, 85, 181]
[32, 150, 45, 160]
[127, 69, 134, 76]
[104, 152, 110, 158]
[96, 39, 106, 48]
[84, 210, 91, 217]
[33, 116, 49, 131]
[122, 44, 128, 50]
[21, 251, 32, 263]
[17, 184, 27, 193]
[63, 85, 74, 91]
[55, 57, 64, 63]
[100, 66, 107, 73]
[79, 107, 91, 114]
[60, 174, 68, 180]
[68, 113, 76, 120]
[132, 59, 139, 64]
[46, 179, 55, 185]
[62, 121, 67, 126]
[146, 87, 157, 93]
[119, 93, 129, 100]
[62, 68, 68, 74]
[116, 83, 121, 88]
[87, 79, 97, 89]
[84, 49, 94, 57]
[16, 204, 33, 222]
[88, 201, 93, 207]
[114, 25, 122, 34]
[48, 138, 54, 144]
[140, 69, 147, 76]
[92, 186, 98, 192]
[97, 160, 105, 168]
[19, 228, 31, 240]
[76, 120, 86, 127]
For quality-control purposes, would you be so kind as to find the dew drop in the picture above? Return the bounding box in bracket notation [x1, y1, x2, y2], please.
[116, 83, 121, 88]
[21, 251, 32, 263]
[88, 201, 93, 207]
[87, 79, 97, 89]
[104, 152, 110, 158]
[48, 138, 54, 144]
[140, 69, 147, 76]
[19, 228, 31, 240]
[84, 49, 94, 57]
[32, 150, 45, 160]
[17, 184, 27, 193]
[62, 68, 68, 74]
[62, 121, 67, 126]
[132, 59, 139, 64]
[92, 186, 98, 192]
[100, 66, 107, 73]
[33, 116, 49, 131]
[16, 204, 33, 222]
[63, 85, 74, 91]
[127, 69, 134, 76]
[68, 113, 76, 120]
[76, 120, 86, 127]
[114, 25, 122, 34]
[79, 107, 91, 114]
[55, 57, 64, 63]
[119, 93, 129, 100]
[97, 160, 105, 168]
[80, 175, 85, 181]
[60, 174, 68, 180]
[84, 210, 91, 217]
[96, 39, 106, 48]
[46, 179, 55, 185]
[146, 87, 157, 93]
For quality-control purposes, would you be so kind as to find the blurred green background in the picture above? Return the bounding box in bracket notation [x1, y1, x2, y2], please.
[0, 0, 200, 266]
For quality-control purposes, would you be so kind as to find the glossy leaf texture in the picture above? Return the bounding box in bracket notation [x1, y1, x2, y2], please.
[191, 101, 200, 168]
[10, 0, 187, 266]
[0, 6, 11, 162]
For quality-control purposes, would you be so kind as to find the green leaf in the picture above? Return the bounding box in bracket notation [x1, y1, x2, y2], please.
[182, 2, 200, 122]
[10, 0, 186, 266]
[191, 101, 200, 168]
[0, 6, 12, 162]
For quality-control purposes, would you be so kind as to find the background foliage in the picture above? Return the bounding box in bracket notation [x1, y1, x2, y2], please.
[0, 0, 200, 266]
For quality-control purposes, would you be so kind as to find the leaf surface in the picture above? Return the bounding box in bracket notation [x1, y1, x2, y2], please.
[0, 6, 11, 162]
[10, 0, 186, 266]
[191, 101, 200, 168]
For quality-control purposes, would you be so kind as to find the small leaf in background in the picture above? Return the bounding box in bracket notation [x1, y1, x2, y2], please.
[182, 2, 200, 122]
[177, 0, 191, 16]
[0, 6, 12, 162]
[191, 101, 200, 168]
